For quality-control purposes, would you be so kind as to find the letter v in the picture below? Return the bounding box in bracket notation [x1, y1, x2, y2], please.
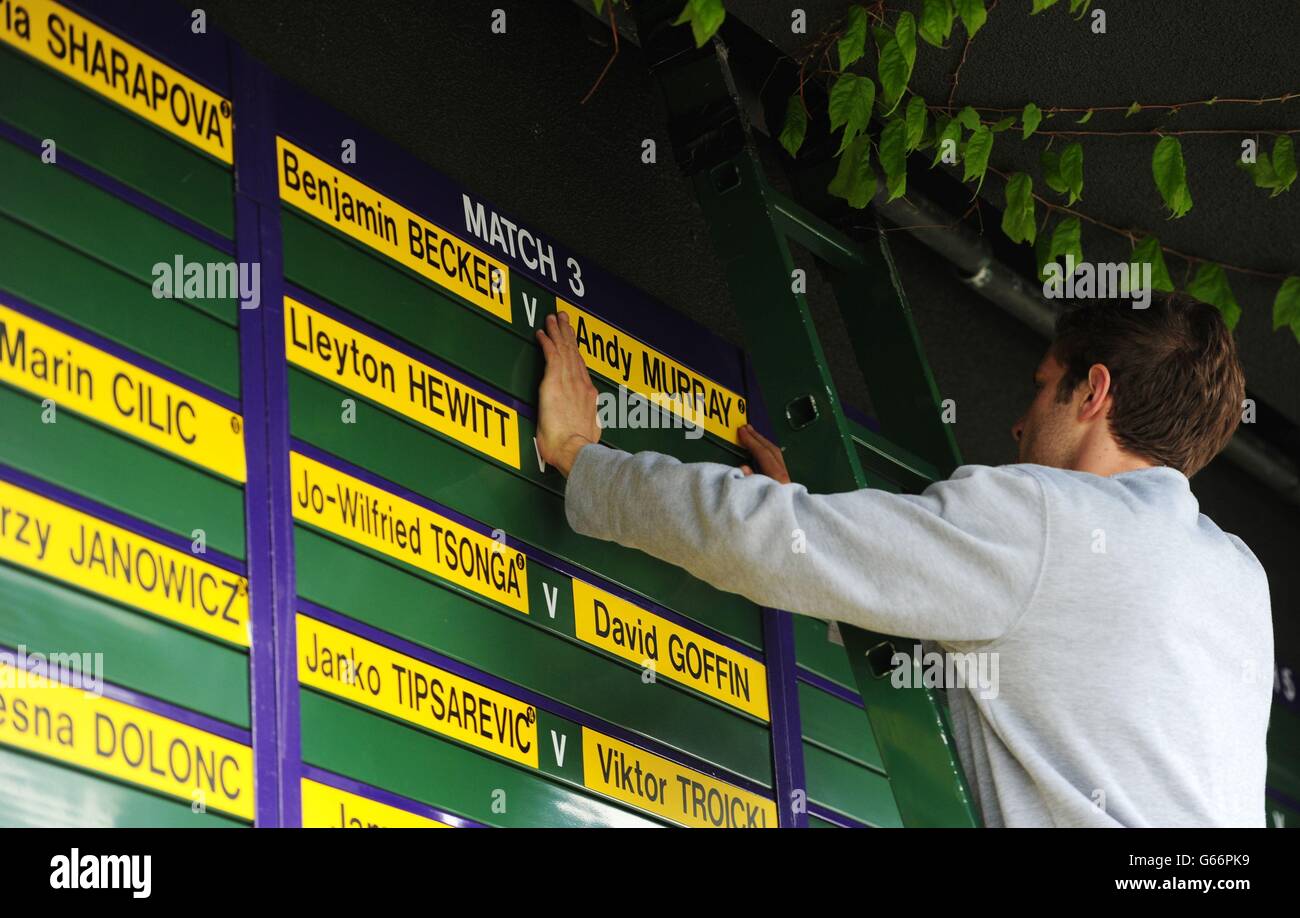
[550, 729, 567, 767]
[533, 437, 546, 473]
[520, 292, 538, 327]
[542, 581, 559, 619]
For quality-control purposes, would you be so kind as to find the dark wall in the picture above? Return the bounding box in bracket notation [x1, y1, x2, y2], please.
[192, 0, 1298, 662]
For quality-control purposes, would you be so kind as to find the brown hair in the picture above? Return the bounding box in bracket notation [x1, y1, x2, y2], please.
[1051, 293, 1245, 477]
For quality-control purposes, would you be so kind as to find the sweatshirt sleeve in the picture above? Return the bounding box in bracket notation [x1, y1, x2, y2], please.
[564, 443, 1048, 644]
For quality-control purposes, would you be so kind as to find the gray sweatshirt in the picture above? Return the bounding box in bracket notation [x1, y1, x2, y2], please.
[563, 443, 1274, 827]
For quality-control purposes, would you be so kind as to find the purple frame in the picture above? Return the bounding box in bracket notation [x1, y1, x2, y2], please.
[4, 0, 833, 829]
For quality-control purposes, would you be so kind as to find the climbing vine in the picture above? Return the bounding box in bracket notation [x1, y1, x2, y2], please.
[650, 0, 1300, 343]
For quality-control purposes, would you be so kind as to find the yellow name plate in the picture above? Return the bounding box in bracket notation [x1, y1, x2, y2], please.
[0, 302, 246, 481]
[555, 301, 747, 444]
[571, 579, 768, 720]
[300, 778, 449, 828]
[297, 614, 538, 767]
[0, 478, 249, 645]
[0, 660, 253, 819]
[285, 297, 520, 468]
[0, 0, 232, 162]
[290, 451, 527, 612]
[277, 137, 511, 322]
[581, 728, 776, 828]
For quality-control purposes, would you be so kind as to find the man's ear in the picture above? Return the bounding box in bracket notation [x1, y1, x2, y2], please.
[1078, 363, 1112, 422]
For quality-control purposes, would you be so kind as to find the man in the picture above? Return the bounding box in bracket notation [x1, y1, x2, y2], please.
[534, 294, 1272, 828]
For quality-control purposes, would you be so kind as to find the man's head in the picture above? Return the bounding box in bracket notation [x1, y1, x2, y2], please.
[1011, 293, 1245, 477]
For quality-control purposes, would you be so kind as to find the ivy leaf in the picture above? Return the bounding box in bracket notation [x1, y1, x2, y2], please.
[1076, 109, 1094, 124]
[838, 5, 869, 69]
[954, 0, 987, 36]
[1021, 102, 1042, 139]
[1125, 101, 1142, 117]
[593, 0, 605, 13]
[672, 0, 727, 48]
[1058, 142, 1084, 204]
[895, 12, 918, 71]
[1050, 217, 1083, 272]
[1152, 136, 1193, 218]
[1272, 135, 1297, 193]
[1041, 150, 1065, 194]
[1187, 263, 1241, 330]
[1002, 172, 1037, 244]
[1037, 216, 1084, 281]
[878, 117, 909, 201]
[1129, 236, 1175, 293]
[1238, 153, 1280, 192]
[956, 105, 982, 131]
[877, 35, 911, 114]
[1069, 0, 1093, 17]
[779, 94, 808, 157]
[1274, 277, 1300, 344]
[919, 0, 956, 47]
[904, 95, 928, 151]
[1031, 0, 1063, 12]
[828, 134, 877, 209]
[829, 75, 876, 153]
[963, 125, 994, 191]
[989, 116, 1016, 132]
[933, 117, 963, 166]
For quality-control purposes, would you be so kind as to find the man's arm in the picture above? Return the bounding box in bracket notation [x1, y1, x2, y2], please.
[534, 309, 1047, 644]
[565, 444, 1047, 644]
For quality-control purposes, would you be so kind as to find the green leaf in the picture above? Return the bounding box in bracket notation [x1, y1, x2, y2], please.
[593, 0, 605, 13]
[1152, 136, 1193, 218]
[956, 105, 982, 131]
[1037, 216, 1083, 281]
[1125, 101, 1142, 117]
[1238, 153, 1280, 192]
[1031, 0, 1063, 12]
[838, 5, 869, 69]
[828, 134, 877, 209]
[1130, 236, 1175, 293]
[954, 0, 987, 37]
[1075, 108, 1093, 124]
[963, 125, 993, 191]
[779, 94, 807, 157]
[1002, 172, 1037, 244]
[1069, 0, 1093, 17]
[1021, 102, 1042, 139]
[1058, 142, 1084, 204]
[990, 116, 1016, 132]
[1187, 263, 1241, 330]
[1051, 217, 1083, 270]
[878, 117, 909, 201]
[933, 117, 963, 166]
[1273, 277, 1300, 343]
[1272, 135, 1297, 193]
[1041, 150, 1065, 193]
[829, 75, 876, 152]
[895, 12, 917, 70]
[919, 0, 956, 46]
[877, 37, 911, 114]
[904, 96, 928, 151]
[672, 0, 727, 48]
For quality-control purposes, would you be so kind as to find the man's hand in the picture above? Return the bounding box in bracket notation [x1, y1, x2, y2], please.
[738, 424, 791, 484]
[536, 312, 601, 477]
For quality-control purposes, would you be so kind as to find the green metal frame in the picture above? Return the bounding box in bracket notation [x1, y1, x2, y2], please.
[634, 0, 979, 827]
